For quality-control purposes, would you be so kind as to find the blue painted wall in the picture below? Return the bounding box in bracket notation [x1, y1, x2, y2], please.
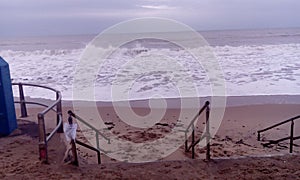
[0, 57, 17, 136]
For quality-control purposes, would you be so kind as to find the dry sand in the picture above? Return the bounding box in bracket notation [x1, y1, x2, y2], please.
[1, 96, 300, 179]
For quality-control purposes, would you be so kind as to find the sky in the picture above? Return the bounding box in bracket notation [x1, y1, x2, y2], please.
[1, 0, 300, 37]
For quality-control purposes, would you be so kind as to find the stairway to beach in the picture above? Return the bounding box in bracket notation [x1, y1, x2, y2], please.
[1, 118, 300, 179]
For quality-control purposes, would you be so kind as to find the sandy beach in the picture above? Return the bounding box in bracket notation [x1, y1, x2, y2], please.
[1, 95, 300, 179]
[1, 0, 300, 179]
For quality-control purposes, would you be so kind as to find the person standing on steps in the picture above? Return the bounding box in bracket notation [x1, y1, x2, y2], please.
[63, 111, 78, 165]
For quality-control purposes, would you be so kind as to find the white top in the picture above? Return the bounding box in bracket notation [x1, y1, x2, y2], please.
[63, 123, 77, 142]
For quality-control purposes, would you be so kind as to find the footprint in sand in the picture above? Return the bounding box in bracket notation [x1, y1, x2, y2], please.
[105, 122, 115, 130]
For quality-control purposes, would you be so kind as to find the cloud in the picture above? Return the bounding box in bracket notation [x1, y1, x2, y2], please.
[1, 0, 300, 37]
[139, 5, 177, 10]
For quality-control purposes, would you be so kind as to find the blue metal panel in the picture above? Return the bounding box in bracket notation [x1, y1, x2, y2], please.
[0, 57, 17, 136]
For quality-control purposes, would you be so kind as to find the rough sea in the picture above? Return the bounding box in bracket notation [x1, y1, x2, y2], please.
[1, 28, 300, 101]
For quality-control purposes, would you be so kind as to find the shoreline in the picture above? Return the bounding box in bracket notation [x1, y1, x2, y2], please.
[14, 94, 300, 109]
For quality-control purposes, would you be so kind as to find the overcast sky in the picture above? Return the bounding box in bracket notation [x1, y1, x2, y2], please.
[1, 0, 300, 37]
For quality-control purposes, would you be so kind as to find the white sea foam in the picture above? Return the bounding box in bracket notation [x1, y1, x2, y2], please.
[1, 42, 300, 101]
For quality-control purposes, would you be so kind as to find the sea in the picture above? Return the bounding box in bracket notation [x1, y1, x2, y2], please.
[1, 28, 300, 101]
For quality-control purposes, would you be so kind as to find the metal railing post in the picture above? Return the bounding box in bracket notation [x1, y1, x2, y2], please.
[257, 115, 300, 153]
[71, 140, 79, 166]
[97, 150, 101, 164]
[205, 101, 211, 161]
[95, 132, 101, 164]
[18, 83, 27, 117]
[290, 120, 294, 153]
[96, 132, 100, 150]
[192, 124, 195, 159]
[38, 113, 48, 163]
[185, 132, 188, 152]
[56, 92, 63, 133]
[12, 83, 65, 164]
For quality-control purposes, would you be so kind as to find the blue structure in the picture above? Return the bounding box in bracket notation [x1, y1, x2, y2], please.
[0, 57, 17, 136]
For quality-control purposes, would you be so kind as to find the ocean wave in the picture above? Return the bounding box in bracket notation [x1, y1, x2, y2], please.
[1, 43, 300, 101]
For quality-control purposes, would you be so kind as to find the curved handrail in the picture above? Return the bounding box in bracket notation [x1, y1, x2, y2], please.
[12, 82, 59, 92]
[46, 114, 62, 142]
[41, 95, 61, 115]
[14, 100, 57, 113]
[12, 82, 62, 115]
[12, 82, 63, 163]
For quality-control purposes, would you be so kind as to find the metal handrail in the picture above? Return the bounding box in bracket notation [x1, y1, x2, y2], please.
[46, 114, 62, 142]
[76, 140, 101, 164]
[13, 100, 57, 113]
[262, 135, 300, 147]
[12, 82, 63, 163]
[65, 110, 111, 165]
[258, 115, 300, 136]
[186, 102, 210, 132]
[68, 111, 110, 143]
[184, 101, 210, 160]
[257, 115, 300, 153]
